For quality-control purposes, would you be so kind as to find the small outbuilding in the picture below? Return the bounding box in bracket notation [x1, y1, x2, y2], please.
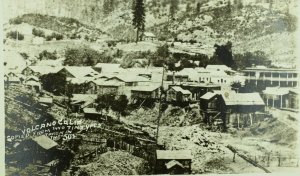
[156, 150, 192, 174]
[131, 85, 160, 100]
[142, 32, 157, 41]
[166, 86, 191, 102]
[83, 108, 102, 120]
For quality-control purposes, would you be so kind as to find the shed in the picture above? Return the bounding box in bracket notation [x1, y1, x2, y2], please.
[166, 86, 191, 102]
[32, 36, 45, 45]
[83, 108, 102, 119]
[32, 135, 58, 150]
[165, 160, 185, 175]
[38, 97, 53, 107]
[131, 85, 160, 100]
[71, 94, 97, 112]
[142, 32, 157, 41]
[14, 135, 59, 166]
[156, 150, 192, 174]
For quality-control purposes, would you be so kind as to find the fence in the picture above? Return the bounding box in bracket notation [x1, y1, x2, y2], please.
[248, 154, 299, 167]
[75, 136, 157, 168]
[228, 145, 299, 170]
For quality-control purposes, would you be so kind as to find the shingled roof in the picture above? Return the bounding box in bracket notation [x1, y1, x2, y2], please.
[170, 86, 191, 95]
[32, 135, 58, 150]
[156, 150, 192, 160]
[221, 92, 265, 106]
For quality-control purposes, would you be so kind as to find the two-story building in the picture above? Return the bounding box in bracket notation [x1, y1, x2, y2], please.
[243, 66, 299, 88]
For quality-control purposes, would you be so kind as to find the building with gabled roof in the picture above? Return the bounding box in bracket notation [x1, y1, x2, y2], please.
[32, 135, 58, 150]
[156, 150, 192, 174]
[86, 79, 125, 95]
[4, 50, 27, 73]
[71, 94, 97, 112]
[166, 86, 191, 102]
[58, 66, 99, 78]
[200, 91, 266, 129]
[142, 32, 157, 41]
[83, 108, 102, 119]
[106, 74, 150, 86]
[131, 85, 161, 101]
[13, 135, 59, 166]
[22, 66, 63, 77]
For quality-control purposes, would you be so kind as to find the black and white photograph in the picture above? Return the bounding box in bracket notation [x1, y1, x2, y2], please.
[1, 0, 300, 175]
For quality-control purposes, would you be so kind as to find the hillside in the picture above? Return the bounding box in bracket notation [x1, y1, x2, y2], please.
[3, 0, 298, 66]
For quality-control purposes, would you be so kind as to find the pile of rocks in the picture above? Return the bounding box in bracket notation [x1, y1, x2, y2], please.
[74, 151, 149, 175]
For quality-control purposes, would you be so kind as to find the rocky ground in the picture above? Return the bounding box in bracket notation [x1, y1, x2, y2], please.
[72, 151, 150, 175]
[5, 85, 299, 175]
[124, 103, 299, 174]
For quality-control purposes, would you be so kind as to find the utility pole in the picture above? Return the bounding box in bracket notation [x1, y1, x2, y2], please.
[154, 66, 165, 174]
[155, 66, 165, 147]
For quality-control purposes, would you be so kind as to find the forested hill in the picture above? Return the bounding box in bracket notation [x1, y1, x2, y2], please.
[4, 0, 298, 67]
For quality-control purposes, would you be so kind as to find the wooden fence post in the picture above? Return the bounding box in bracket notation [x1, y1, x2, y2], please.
[233, 153, 236, 162]
[278, 154, 281, 167]
[267, 154, 270, 167]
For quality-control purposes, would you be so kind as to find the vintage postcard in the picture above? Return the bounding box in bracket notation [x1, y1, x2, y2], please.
[1, 0, 300, 175]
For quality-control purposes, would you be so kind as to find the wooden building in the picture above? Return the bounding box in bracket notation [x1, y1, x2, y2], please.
[156, 150, 192, 174]
[131, 85, 160, 100]
[243, 66, 299, 88]
[142, 32, 157, 41]
[262, 87, 290, 108]
[21, 66, 62, 77]
[14, 135, 59, 167]
[38, 97, 53, 107]
[83, 108, 102, 120]
[71, 94, 97, 113]
[57, 66, 99, 79]
[200, 91, 265, 129]
[179, 83, 221, 101]
[166, 86, 192, 102]
[24, 76, 41, 92]
[86, 79, 125, 95]
[287, 89, 299, 110]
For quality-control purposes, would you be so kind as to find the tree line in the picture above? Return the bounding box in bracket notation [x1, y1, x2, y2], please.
[150, 42, 271, 71]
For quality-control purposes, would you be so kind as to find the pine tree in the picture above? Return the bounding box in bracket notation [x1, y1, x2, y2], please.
[196, 2, 201, 15]
[132, 0, 146, 43]
[169, 0, 179, 20]
[227, 0, 232, 14]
